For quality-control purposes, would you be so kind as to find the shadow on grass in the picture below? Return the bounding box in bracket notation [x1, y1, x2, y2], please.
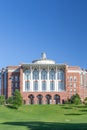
[5, 105, 17, 109]
[61, 106, 72, 109]
[2, 121, 87, 130]
[64, 113, 85, 115]
[79, 110, 87, 112]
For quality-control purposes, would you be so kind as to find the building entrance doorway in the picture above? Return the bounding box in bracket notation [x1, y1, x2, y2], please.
[46, 94, 52, 104]
[37, 94, 43, 104]
[28, 94, 34, 104]
[54, 94, 60, 104]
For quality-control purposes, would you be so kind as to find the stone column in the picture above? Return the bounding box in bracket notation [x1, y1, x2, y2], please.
[20, 66, 23, 95]
[39, 66, 41, 92]
[30, 66, 33, 92]
[47, 65, 50, 92]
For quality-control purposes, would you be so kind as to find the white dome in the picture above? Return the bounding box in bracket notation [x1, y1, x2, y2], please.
[32, 52, 56, 64]
[32, 59, 55, 64]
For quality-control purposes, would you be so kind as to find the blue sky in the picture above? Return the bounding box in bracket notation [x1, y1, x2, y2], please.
[0, 0, 87, 68]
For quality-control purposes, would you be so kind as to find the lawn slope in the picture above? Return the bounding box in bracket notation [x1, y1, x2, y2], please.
[0, 104, 87, 130]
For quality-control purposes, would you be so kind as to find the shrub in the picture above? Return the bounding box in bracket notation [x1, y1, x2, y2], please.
[7, 96, 13, 104]
[0, 95, 5, 105]
[70, 93, 81, 105]
[13, 89, 23, 109]
[84, 97, 87, 105]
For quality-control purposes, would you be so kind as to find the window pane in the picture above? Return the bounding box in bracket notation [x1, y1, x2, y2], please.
[49, 69, 55, 80]
[33, 69, 39, 80]
[58, 81, 64, 91]
[24, 70, 31, 80]
[25, 82, 30, 91]
[33, 81, 38, 91]
[58, 70, 64, 80]
[50, 81, 55, 91]
[42, 81, 46, 91]
[41, 69, 47, 80]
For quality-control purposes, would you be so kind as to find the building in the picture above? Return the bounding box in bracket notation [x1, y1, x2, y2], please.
[1, 53, 87, 104]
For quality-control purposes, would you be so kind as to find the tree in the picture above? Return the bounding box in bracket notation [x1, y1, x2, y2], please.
[70, 93, 81, 105]
[13, 89, 23, 109]
[0, 95, 5, 105]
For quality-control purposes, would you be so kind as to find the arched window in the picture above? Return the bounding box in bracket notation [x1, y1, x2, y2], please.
[24, 70, 31, 80]
[42, 81, 46, 91]
[33, 69, 39, 80]
[41, 69, 47, 80]
[57, 70, 64, 80]
[49, 69, 55, 80]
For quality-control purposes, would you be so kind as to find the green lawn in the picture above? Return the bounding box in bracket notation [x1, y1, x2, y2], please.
[0, 104, 87, 130]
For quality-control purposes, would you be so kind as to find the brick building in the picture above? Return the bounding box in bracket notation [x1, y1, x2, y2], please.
[1, 53, 87, 104]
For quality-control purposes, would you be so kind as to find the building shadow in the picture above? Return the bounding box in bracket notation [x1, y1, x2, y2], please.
[2, 121, 87, 130]
[64, 113, 85, 115]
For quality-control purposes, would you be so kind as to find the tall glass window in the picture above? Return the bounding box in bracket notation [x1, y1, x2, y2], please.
[49, 69, 55, 80]
[24, 70, 31, 80]
[25, 81, 30, 91]
[57, 70, 64, 80]
[41, 69, 47, 80]
[15, 76, 19, 81]
[58, 81, 64, 91]
[42, 81, 46, 91]
[33, 81, 38, 91]
[50, 81, 55, 91]
[33, 69, 39, 80]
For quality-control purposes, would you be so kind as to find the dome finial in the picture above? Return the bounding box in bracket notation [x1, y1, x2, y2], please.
[41, 52, 47, 60]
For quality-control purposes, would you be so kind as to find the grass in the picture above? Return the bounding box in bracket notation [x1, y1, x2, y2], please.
[0, 104, 87, 130]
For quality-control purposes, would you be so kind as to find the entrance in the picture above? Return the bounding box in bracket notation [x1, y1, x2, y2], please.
[37, 94, 43, 104]
[28, 94, 34, 104]
[46, 94, 52, 104]
[54, 94, 60, 104]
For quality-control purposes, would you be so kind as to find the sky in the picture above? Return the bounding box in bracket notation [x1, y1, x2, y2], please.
[0, 0, 87, 69]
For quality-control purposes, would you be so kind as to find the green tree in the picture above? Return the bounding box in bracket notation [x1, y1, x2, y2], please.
[13, 90, 23, 109]
[70, 93, 81, 105]
[0, 95, 5, 105]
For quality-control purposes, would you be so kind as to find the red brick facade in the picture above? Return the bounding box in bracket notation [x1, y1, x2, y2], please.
[1, 64, 87, 105]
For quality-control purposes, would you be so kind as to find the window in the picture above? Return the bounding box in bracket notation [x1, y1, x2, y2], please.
[25, 81, 30, 91]
[49, 69, 55, 80]
[58, 70, 64, 80]
[74, 88, 76, 92]
[33, 81, 38, 91]
[15, 76, 19, 81]
[70, 83, 72, 87]
[24, 70, 31, 80]
[74, 83, 76, 88]
[41, 69, 47, 80]
[11, 76, 14, 81]
[42, 81, 46, 91]
[70, 89, 72, 92]
[58, 81, 64, 91]
[70, 76, 73, 82]
[50, 81, 55, 91]
[74, 76, 77, 82]
[15, 83, 18, 88]
[33, 69, 39, 80]
[11, 82, 14, 88]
